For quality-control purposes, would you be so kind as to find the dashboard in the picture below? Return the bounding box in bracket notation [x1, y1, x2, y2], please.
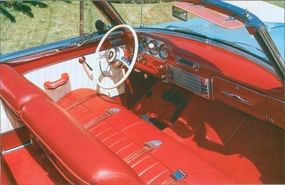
[134, 32, 284, 129]
[136, 33, 212, 99]
[139, 36, 169, 60]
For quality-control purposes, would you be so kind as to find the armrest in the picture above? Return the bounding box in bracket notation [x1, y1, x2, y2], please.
[44, 73, 69, 90]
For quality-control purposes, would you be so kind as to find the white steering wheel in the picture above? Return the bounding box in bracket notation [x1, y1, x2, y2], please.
[95, 24, 138, 89]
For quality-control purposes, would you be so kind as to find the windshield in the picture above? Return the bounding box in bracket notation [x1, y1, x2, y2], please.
[111, 1, 285, 63]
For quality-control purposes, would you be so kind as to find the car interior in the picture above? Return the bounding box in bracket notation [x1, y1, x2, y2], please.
[0, 1, 284, 184]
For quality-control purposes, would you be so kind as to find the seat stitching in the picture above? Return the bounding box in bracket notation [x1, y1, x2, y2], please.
[146, 170, 168, 185]
[161, 178, 176, 185]
[71, 106, 90, 119]
[121, 120, 144, 131]
[115, 142, 135, 154]
[101, 131, 120, 143]
[78, 112, 97, 124]
[108, 137, 127, 148]
[64, 93, 98, 111]
[124, 148, 150, 164]
[130, 155, 150, 168]
[138, 162, 159, 176]
[94, 126, 113, 137]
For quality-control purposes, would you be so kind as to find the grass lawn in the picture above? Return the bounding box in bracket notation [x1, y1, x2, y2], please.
[0, 1, 107, 55]
[112, 2, 175, 27]
[0, 1, 284, 55]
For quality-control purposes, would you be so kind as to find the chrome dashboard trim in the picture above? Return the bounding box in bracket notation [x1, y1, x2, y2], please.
[175, 57, 200, 71]
[169, 66, 211, 99]
[221, 90, 252, 105]
[139, 35, 168, 61]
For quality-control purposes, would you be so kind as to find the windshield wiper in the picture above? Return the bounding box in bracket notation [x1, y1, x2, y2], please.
[231, 41, 264, 54]
[165, 25, 210, 40]
[57, 32, 102, 51]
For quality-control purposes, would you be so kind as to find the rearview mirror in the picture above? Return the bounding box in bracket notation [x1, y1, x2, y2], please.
[95, 19, 107, 33]
[172, 6, 188, 21]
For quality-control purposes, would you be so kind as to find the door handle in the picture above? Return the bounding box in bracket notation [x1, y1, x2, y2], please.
[221, 91, 252, 105]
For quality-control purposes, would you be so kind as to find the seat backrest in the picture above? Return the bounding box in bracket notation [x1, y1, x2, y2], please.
[0, 64, 48, 114]
[21, 97, 142, 184]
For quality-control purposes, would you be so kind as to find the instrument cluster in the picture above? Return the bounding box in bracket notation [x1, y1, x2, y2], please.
[139, 36, 169, 60]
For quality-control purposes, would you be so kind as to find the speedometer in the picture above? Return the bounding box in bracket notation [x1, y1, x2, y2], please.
[148, 40, 158, 55]
[159, 44, 169, 59]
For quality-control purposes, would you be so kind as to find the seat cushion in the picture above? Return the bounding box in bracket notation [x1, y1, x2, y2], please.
[21, 96, 142, 184]
[0, 64, 48, 114]
[58, 89, 233, 184]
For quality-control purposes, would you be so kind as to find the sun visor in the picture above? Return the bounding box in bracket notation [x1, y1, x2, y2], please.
[173, 1, 243, 29]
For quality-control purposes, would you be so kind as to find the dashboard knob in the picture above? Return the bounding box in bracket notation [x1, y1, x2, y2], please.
[148, 42, 155, 49]
[192, 63, 200, 71]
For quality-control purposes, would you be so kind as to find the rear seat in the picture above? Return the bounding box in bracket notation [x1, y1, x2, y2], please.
[0, 64, 232, 184]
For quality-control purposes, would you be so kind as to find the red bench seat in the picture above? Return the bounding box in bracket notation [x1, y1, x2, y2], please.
[57, 91, 232, 184]
[0, 64, 232, 184]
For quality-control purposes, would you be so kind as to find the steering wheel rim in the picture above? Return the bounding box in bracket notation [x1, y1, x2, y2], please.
[95, 24, 138, 89]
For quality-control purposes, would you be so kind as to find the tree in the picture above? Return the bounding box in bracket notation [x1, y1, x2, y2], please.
[0, 1, 48, 23]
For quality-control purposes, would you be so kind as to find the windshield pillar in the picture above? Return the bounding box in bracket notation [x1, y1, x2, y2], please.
[195, 0, 285, 81]
[254, 28, 285, 81]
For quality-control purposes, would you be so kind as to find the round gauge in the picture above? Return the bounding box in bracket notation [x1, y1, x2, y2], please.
[158, 44, 169, 59]
[148, 40, 158, 55]
[139, 37, 148, 51]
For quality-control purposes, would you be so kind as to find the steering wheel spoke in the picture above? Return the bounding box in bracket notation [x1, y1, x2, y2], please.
[106, 65, 113, 76]
[118, 57, 130, 69]
[97, 50, 108, 60]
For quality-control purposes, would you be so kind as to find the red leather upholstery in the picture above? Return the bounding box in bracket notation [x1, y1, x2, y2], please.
[58, 89, 233, 184]
[0, 64, 48, 114]
[0, 65, 142, 184]
[21, 97, 142, 184]
[1, 64, 232, 184]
